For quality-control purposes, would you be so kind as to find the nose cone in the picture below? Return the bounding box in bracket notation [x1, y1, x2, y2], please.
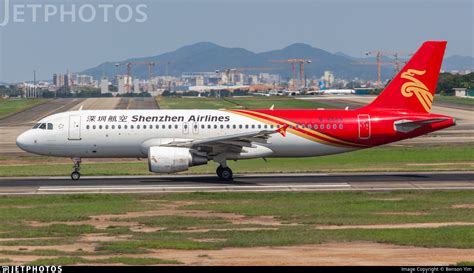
[16, 130, 34, 152]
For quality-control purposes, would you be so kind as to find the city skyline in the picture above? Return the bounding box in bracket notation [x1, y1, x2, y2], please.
[0, 0, 472, 82]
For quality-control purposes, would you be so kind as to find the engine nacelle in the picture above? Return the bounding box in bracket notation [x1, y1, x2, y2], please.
[148, 146, 207, 173]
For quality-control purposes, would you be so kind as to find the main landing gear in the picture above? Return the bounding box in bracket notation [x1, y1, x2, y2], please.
[71, 157, 81, 181]
[216, 165, 233, 181]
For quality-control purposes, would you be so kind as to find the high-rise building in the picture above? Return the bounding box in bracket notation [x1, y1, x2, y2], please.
[53, 74, 66, 87]
[100, 77, 109, 94]
[323, 71, 335, 87]
[117, 75, 132, 94]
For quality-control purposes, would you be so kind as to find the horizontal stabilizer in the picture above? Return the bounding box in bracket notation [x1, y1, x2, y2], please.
[394, 118, 449, 133]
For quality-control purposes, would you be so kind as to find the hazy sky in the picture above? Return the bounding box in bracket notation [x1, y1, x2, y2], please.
[0, 0, 472, 82]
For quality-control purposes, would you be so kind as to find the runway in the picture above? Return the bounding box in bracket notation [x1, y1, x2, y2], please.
[0, 171, 472, 195]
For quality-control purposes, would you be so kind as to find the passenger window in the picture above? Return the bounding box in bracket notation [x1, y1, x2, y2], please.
[308, 124, 312, 129]
[315, 124, 318, 129]
[129, 125, 132, 129]
[270, 125, 274, 129]
[86, 125, 90, 130]
[326, 124, 331, 129]
[143, 125, 147, 129]
[214, 125, 218, 129]
[339, 124, 343, 129]
[258, 125, 261, 129]
[333, 124, 337, 129]
[124, 125, 127, 129]
[93, 125, 96, 129]
[162, 125, 165, 129]
[220, 125, 224, 129]
[156, 125, 159, 129]
[226, 124, 230, 129]
[208, 124, 211, 129]
[112, 125, 115, 129]
[168, 125, 172, 129]
[175, 125, 178, 129]
[233, 125, 236, 129]
[239, 125, 242, 129]
[118, 125, 121, 129]
[245, 125, 249, 129]
[99, 125, 102, 130]
[137, 125, 140, 129]
[184, 124, 188, 130]
[289, 125, 293, 129]
[201, 125, 205, 129]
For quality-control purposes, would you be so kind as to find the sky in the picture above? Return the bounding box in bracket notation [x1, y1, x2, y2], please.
[0, 0, 472, 82]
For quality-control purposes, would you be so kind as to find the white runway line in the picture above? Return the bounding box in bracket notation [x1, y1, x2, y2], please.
[38, 183, 351, 191]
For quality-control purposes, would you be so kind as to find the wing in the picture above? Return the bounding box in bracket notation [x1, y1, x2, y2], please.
[162, 130, 278, 154]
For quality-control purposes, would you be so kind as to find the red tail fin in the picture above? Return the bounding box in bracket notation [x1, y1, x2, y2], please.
[364, 41, 447, 113]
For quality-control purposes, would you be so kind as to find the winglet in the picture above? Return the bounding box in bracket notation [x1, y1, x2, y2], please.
[269, 104, 274, 110]
[276, 124, 289, 137]
[78, 105, 83, 111]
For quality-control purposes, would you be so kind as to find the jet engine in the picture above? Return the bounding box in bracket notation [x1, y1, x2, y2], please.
[148, 146, 208, 173]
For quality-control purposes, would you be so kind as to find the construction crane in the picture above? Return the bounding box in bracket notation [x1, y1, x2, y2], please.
[357, 51, 412, 87]
[270, 59, 312, 91]
[115, 61, 156, 92]
[216, 67, 280, 85]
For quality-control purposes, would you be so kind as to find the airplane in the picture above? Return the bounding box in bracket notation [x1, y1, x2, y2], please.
[16, 41, 455, 181]
[321, 89, 356, 95]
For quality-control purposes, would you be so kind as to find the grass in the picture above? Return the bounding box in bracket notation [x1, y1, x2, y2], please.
[0, 144, 471, 177]
[157, 96, 335, 110]
[456, 261, 474, 266]
[165, 191, 474, 225]
[27, 257, 181, 265]
[115, 215, 232, 230]
[435, 96, 474, 107]
[0, 98, 45, 119]
[0, 191, 472, 265]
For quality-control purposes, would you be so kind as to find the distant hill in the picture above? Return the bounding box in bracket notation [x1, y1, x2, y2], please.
[80, 42, 472, 81]
[442, 55, 474, 71]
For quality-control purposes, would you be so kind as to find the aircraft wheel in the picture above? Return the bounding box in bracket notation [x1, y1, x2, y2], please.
[216, 166, 223, 176]
[218, 167, 233, 181]
[71, 171, 81, 181]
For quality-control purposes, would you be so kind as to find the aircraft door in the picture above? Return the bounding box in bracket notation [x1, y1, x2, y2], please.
[68, 115, 82, 140]
[192, 123, 199, 135]
[357, 114, 371, 139]
[183, 122, 189, 134]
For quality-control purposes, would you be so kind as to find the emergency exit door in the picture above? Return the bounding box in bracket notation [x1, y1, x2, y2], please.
[68, 115, 82, 140]
[357, 114, 371, 139]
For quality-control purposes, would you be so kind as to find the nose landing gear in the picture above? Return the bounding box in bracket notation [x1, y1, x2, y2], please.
[71, 157, 81, 181]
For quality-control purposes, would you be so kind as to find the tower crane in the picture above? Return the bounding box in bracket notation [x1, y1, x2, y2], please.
[356, 51, 412, 87]
[115, 61, 156, 92]
[270, 59, 312, 91]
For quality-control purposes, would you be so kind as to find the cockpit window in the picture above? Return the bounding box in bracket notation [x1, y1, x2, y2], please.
[47, 123, 53, 130]
[39, 123, 46, 130]
[33, 123, 40, 129]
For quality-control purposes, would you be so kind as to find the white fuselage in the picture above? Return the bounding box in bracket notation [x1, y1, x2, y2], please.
[16, 110, 354, 159]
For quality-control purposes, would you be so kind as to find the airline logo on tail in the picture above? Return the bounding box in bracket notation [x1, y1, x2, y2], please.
[400, 69, 433, 112]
